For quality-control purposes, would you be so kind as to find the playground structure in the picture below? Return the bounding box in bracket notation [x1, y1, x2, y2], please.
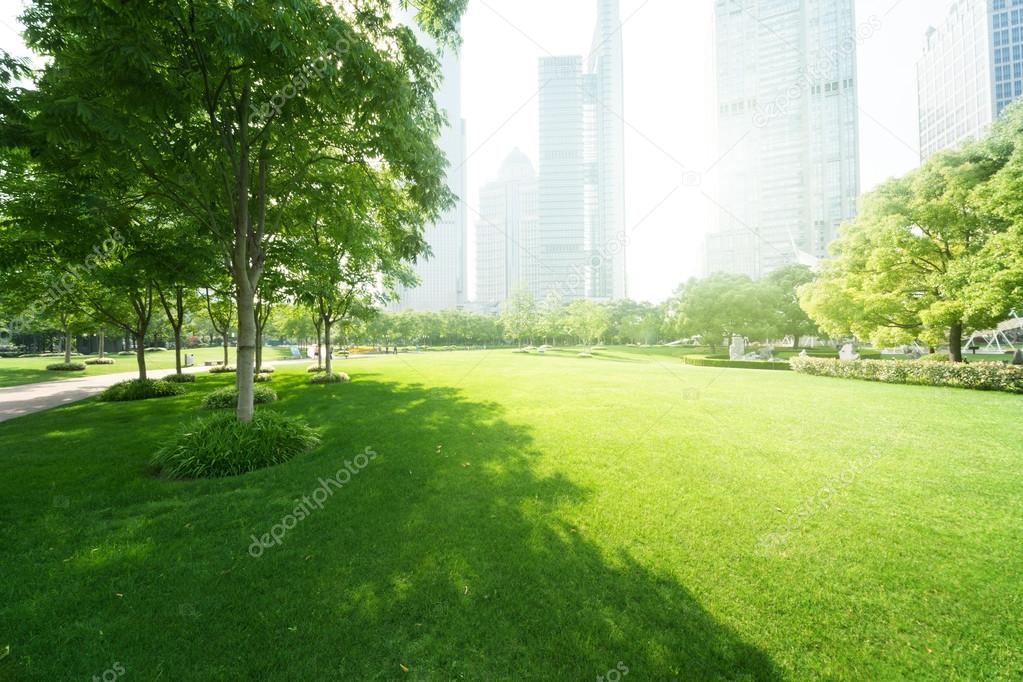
[963, 310, 1023, 355]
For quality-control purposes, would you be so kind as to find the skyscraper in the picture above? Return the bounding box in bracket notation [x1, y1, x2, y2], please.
[588, 0, 628, 300]
[390, 13, 467, 312]
[918, 1, 1023, 160]
[475, 149, 539, 308]
[538, 55, 588, 302]
[533, 0, 626, 303]
[706, 0, 860, 279]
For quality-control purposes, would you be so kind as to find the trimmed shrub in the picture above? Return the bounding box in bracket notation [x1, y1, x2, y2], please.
[578, 352, 594, 358]
[84, 357, 116, 365]
[307, 365, 327, 373]
[209, 365, 236, 374]
[790, 356, 1023, 394]
[99, 379, 186, 402]
[683, 355, 791, 371]
[309, 372, 350, 385]
[145, 347, 168, 352]
[152, 411, 320, 479]
[917, 352, 951, 363]
[254, 372, 273, 383]
[163, 373, 196, 383]
[46, 362, 87, 371]
[257, 366, 275, 374]
[117, 351, 136, 356]
[201, 385, 278, 410]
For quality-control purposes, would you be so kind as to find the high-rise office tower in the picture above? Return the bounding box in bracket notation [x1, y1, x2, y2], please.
[918, 1, 1023, 160]
[588, 0, 628, 300]
[390, 13, 467, 311]
[535, 0, 626, 303]
[538, 55, 588, 301]
[475, 149, 539, 308]
[706, 0, 860, 279]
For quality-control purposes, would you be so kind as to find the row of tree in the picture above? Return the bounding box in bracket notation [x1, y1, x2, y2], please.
[0, 0, 468, 420]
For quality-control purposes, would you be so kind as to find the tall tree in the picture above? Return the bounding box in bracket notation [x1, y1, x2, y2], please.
[800, 142, 1009, 361]
[22, 0, 466, 421]
[664, 273, 772, 349]
[761, 264, 818, 348]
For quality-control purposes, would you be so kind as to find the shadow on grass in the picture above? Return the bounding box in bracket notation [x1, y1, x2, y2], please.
[0, 372, 779, 679]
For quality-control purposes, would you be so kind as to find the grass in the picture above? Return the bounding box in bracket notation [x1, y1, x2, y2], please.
[0, 347, 1020, 679]
[0, 346, 295, 388]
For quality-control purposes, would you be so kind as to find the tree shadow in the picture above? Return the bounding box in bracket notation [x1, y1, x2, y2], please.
[0, 373, 780, 679]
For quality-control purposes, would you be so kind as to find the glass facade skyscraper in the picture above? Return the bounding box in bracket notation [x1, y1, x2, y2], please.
[390, 13, 467, 312]
[706, 0, 860, 280]
[533, 0, 626, 303]
[918, 0, 1023, 160]
[475, 149, 539, 308]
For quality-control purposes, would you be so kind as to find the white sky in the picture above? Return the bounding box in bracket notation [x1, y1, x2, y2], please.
[0, 0, 954, 303]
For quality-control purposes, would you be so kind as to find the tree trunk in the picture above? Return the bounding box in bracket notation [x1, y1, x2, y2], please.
[222, 334, 230, 367]
[135, 333, 147, 380]
[315, 319, 324, 369]
[63, 328, 72, 364]
[324, 319, 333, 376]
[792, 333, 800, 350]
[174, 326, 183, 375]
[255, 340, 263, 373]
[98, 328, 105, 359]
[235, 282, 257, 422]
[949, 322, 964, 363]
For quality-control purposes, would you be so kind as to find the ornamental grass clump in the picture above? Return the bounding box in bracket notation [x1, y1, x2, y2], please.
[309, 372, 350, 385]
[99, 379, 186, 402]
[201, 385, 277, 410]
[46, 362, 86, 371]
[152, 411, 320, 478]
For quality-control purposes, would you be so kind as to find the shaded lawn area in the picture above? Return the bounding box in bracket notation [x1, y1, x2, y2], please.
[0, 349, 1021, 679]
[0, 346, 296, 388]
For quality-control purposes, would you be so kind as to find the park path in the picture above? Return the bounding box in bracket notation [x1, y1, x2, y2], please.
[0, 359, 310, 423]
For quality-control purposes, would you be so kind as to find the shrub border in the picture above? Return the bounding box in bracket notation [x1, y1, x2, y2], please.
[790, 356, 1023, 394]
[683, 355, 791, 371]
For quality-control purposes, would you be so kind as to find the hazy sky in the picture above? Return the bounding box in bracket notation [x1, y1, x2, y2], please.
[0, 0, 954, 303]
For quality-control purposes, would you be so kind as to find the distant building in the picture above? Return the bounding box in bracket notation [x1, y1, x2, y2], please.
[390, 13, 467, 311]
[588, 0, 628, 300]
[918, 0, 1022, 160]
[533, 0, 626, 303]
[706, 0, 860, 279]
[538, 55, 588, 302]
[475, 149, 539, 307]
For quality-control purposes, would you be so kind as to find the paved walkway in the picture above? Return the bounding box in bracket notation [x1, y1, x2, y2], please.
[0, 359, 309, 423]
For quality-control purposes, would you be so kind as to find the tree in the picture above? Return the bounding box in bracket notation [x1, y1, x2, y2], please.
[761, 265, 818, 348]
[665, 273, 772, 349]
[969, 103, 1023, 322]
[22, 0, 466, 421]
[537, 291, 566, 344]
[203, 286, 235, 368]
[501, 289, 540, 345]
[799, 142, 1009, 361]
[564, 300, 610, 346]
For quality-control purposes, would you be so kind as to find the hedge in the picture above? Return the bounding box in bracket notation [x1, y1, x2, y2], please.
[683, 355, 791, 371]
[790, 356, 1023, 394]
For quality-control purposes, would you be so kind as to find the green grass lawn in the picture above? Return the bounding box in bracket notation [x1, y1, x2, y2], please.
[0, 346, 296, 388]
[1, 348, 1021, 679]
